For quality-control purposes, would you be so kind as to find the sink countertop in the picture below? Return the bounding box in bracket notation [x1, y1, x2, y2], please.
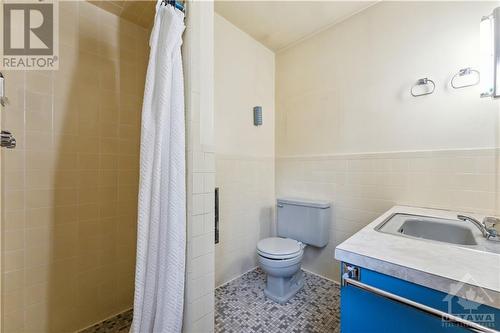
[335, 205, 500, 309]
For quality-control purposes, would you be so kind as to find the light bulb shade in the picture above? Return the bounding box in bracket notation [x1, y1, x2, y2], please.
[480, 7, 500, 98]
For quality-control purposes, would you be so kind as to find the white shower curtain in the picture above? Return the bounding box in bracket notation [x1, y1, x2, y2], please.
[132, 2, 186, 332]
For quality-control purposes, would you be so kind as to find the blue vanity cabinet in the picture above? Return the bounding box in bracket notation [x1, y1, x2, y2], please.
[340, 264, 500, 333]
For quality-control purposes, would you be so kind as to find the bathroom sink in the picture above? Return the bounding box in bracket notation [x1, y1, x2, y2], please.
[397, 218, 477, 245]
[376, 214, 478, 246]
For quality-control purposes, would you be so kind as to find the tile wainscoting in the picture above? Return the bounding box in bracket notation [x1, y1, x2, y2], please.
[276, 148, 500, 281]
[215, 155, 275, 287]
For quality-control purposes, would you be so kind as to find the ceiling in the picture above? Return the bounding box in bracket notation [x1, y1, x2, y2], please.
[215, 1, 376, 52]
[90, 1, 377, 49]
[90, 1, 156, 28]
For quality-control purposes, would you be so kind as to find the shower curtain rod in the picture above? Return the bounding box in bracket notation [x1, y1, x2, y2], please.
[161, 0, 186, 13]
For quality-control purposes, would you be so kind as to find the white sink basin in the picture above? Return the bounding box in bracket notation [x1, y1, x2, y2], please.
[376, 214, 478, 246]
[398, 218, 477, 245]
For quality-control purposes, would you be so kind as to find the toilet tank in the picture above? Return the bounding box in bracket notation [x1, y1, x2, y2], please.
[276, 198, 331, 247]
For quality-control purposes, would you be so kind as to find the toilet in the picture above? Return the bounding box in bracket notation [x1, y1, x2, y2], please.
[257, 198, 331, 303]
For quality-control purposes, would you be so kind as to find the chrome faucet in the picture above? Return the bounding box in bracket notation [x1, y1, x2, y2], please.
[457, 215, 499, 240]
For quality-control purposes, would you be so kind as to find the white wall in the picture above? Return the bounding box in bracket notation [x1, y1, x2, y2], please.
[276, 1, 500, 156]
[275, 2, 500, 282]
[214, 14, 276, 286]
[215, 14, 275, 157]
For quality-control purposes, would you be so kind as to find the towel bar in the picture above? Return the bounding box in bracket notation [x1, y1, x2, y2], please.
[411, 78, 435, 97]
[451, 68, 480, 89]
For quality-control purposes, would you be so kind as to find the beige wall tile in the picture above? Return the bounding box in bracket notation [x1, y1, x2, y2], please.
[2, 2, 149, 331]
[3, 309, 24, 333]
[276, 150, 500, 282]
[4, 250, 25, 272]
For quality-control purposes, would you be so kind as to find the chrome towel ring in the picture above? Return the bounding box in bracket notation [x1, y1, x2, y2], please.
[410, 78, 435, 97]
[451, 67, 480, 89]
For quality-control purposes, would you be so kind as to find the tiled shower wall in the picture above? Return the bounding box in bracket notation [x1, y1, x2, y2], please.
[1, 2, 148, 332]
[183, 1, 215, 332]
[276, 149, 500, 281]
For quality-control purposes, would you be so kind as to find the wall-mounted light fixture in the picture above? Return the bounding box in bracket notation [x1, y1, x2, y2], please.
[480, 7, 500, 98]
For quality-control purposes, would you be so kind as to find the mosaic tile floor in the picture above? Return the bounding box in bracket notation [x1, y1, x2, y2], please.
[215, 268, 341, 333]
[82, 268, 340, 333]
[80, 309, 133, 333]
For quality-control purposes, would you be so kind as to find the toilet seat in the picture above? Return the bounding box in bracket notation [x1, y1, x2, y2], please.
[257, 237, 303, 260]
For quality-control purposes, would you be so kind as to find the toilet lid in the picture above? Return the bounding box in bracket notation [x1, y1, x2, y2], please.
[257, 237, 302, 258]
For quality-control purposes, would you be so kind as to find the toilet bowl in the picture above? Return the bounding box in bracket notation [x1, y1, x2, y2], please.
[257, 237, 305, 303]
[256, 198, 331, 303]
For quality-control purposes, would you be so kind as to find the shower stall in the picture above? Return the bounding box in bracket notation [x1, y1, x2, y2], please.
[1, 1, 148, 331]
[0, 0, 216, 331]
